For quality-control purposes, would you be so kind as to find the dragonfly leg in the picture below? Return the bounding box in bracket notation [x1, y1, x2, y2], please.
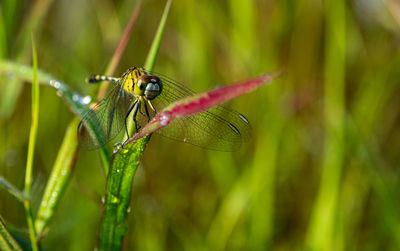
[147, 100, 157, 114]
[133, 99, 141, 132]
[143, 101, 151, 122]
[138, 101, 147, 118]
[124, 99, 138, 138]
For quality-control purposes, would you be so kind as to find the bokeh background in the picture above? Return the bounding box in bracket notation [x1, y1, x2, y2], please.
[1, 0, 400, 250]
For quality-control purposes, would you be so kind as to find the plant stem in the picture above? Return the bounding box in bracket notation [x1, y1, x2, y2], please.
[144, 0, 172, 71]
[24, 34, 39, 251]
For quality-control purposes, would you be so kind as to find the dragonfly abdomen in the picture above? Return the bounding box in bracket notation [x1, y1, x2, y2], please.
[86, 75, 119, 83]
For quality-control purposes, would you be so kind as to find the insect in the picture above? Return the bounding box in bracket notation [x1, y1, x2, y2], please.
[78, 67, 251, 151]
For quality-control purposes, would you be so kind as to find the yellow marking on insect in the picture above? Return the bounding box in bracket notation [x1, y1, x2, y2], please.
[123, 77, 133, 94]
[122, 68, 143, 95]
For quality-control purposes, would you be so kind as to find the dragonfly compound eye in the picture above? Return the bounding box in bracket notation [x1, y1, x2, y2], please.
[144, 76, 162, 100]
[135, 75, 152, 96]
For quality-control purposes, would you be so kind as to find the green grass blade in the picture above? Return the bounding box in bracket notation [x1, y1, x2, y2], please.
[24, 34, 39, 251]
[0, 176, 26, 203]
[0, 59, 55, 84]
[99, 140, 148, 250]
[99, 1, 172, 249]
[0, 216, 22, 251]
[35, 117, 79, 236]
[144, 0, 172, 71]
[306, 0, 346, 249]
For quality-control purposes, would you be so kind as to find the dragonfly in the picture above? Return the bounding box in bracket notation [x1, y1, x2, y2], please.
[77, 67, 251, 151]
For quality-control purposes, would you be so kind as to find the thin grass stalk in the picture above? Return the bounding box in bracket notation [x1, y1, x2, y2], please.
[24, 35, 39, 251]
[144, 0, 172, 71]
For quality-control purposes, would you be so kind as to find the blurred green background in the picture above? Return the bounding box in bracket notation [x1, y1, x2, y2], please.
[1, 0, 400, 250]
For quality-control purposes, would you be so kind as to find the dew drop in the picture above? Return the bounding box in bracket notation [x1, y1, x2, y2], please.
[82, 96, 91, 104]
[72, 93, 79, 102]
[110, 194, 119, 204]
[51, 191, 58, 198]
[50, 80, 61, 89]
[159, 112, 171, 126]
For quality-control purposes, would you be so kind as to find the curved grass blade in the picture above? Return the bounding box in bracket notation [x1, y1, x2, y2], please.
[0, 59, 55, 84]
[124, 72, 279, 146]
[131, 70, 251, 151]
[35, 117, 79, 237]
[99, 1, 172, 249]
[24, 34, 39, 251]
[0, 177, 26, 203]
[0, 216, 22, 251]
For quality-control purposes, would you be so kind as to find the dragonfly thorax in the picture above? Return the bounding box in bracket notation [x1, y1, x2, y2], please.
[135, 74, 163, 100]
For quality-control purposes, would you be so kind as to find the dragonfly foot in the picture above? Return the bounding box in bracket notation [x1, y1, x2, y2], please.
[113, 142, 125, 152]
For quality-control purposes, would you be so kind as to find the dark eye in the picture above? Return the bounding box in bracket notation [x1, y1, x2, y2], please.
[139, 84, 144, 90]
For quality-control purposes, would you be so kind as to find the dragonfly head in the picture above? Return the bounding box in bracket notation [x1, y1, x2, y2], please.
[135, 75, 163, 100]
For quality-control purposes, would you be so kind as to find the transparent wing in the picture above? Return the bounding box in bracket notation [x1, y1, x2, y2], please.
[143, 70, 251, 151]
[78, 83, 134, 149]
